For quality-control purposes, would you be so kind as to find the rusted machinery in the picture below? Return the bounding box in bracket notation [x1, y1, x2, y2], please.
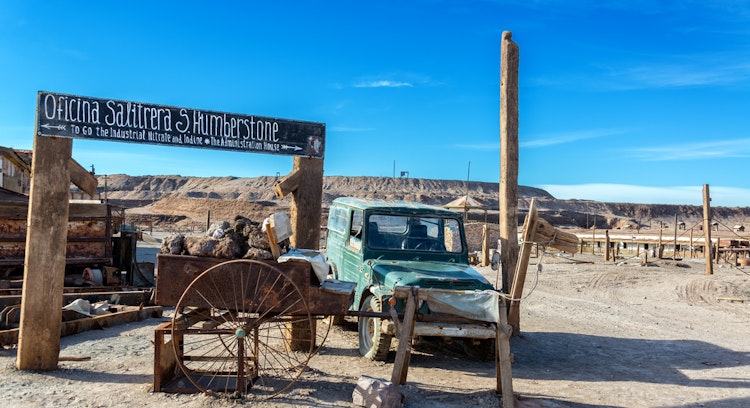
[0, 195, 151, 334]
[153, 254, 355, 398]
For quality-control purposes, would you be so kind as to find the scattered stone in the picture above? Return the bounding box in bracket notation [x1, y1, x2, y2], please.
[352, 375, 402, 408]
[184, 236, 238, 259]
[161, 234, 185, 254]
[160, 215, 288, 259]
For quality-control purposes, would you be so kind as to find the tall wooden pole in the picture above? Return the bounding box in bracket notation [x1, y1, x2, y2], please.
[499, 31, 519, 294]
[17, 135, 72, 370]
[703, 184, 713, 275]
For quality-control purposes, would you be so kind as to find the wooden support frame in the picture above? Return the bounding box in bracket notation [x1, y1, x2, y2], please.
[389, 286, 515, 407]
[507, 198, 578, 334]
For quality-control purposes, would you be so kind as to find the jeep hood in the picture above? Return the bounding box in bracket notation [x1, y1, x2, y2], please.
[368, 259, 493, 291]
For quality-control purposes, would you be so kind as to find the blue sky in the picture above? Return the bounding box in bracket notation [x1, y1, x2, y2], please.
[2, 1, 750, 207]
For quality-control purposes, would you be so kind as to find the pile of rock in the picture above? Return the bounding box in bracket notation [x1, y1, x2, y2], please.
[160, 215, 288, 260]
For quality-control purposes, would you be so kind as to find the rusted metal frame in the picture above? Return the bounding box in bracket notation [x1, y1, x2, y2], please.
[0, 289, 152, 309]
[1, 305, 163, 347]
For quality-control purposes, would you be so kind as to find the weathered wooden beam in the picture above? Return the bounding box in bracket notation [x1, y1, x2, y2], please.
[507, 198, 537, 334]
[495, 297, 514, 408]
[530, 217, 579, 254]
[499, 30, 520, 294]
[68, 157, 98, 197]
[17, 135, 71, 370]
[281, 157, 324, 250]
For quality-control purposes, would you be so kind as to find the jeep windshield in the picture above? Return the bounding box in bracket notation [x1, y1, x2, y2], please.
[366, 214, 464, 253]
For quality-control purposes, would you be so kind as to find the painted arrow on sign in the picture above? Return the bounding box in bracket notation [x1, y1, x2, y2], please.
[41, 124, 66, 131]
[281, 145, 303, 151]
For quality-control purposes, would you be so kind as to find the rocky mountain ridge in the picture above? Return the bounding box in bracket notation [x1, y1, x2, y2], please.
[92, 174, 750, 229]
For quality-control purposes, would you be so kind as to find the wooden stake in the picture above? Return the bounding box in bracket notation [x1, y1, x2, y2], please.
[673, 214, 678, 260]
[16, 135, 71, 370]
[481, 224, 490, 266]
[604, 230, 610, 262]
[703, 184, 713, 275]
[391, 288, 418, 385]
[499, 31, 520, 294]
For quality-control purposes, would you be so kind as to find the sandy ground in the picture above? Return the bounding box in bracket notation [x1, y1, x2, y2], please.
[1, 236, 749, 407]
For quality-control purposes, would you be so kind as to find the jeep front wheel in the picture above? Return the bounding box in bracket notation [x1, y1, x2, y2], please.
[358, 295, 392, 361]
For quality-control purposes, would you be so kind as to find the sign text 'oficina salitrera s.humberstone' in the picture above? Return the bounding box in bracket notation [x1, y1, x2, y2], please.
[35, 91, 325, 158]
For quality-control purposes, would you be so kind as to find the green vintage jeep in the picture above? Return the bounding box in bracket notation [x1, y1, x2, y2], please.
[325, 197, 497, 361]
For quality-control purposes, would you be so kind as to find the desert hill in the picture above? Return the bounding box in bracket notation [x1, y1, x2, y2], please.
[92, 174, 750, 230]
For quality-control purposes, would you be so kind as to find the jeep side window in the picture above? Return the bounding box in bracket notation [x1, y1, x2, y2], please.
[348, 209, 364, 250]
[328, 206, 347, 234]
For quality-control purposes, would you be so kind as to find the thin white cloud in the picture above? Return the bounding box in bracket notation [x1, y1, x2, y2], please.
[628, 138, 750, 161]
[354, 80, 414, 88]
[455, 142, 499, 150]
[607, 61, 750, 90]
[521, 128, 626, 148]
[539, 183, 750, 207]
[329, 126, 376, 132]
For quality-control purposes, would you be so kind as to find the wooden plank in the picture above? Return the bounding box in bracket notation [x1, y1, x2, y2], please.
[67, 157, 98, 197]
[507, 198, 538, 334]
[391, 288, 418, 385]
[17, 135, 71, 370]
[499, 30, 520, 294]
[153, 321, 178, 392]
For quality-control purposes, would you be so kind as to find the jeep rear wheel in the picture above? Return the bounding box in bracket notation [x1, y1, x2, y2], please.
[358, 295, 392, 361]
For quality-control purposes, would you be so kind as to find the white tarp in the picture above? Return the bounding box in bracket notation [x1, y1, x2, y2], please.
[278, 248, 330, 283]
[422, 289, 501, 323]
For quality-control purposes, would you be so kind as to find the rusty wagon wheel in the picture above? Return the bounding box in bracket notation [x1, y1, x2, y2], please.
[171, 259, 315, 398]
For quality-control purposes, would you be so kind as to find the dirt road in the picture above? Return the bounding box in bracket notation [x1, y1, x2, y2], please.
[1, 246, 748, 407]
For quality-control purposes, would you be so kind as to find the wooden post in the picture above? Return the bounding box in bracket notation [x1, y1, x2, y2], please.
[481, 224, 490, 267]
[496, 297, 515, 408]
[499, 31, 519, 294]
[391, 288, 418, 385]
[275, 157, 324, 250]
[703, 184, 713, 275]
[16, 135, 72, 370]
[604, 230, 610, 262]
[690, 228, 694, 258]
[673, 214, 678, 260]
[275, 156, 324, 350]
[591, 227, 596, 255]
[658, 224, 663, 259]
[715, 237, 721, 264]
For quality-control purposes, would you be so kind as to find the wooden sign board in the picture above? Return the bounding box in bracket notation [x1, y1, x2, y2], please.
[36, 91, 325, 158]
[270, 212, 293, 242]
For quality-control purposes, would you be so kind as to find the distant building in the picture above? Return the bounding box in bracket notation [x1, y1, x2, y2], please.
[734, 225, 745, 233]
[0, 146, 31, 195]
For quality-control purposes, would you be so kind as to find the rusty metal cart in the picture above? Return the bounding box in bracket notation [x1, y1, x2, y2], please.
[152, 254, 354, 398]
